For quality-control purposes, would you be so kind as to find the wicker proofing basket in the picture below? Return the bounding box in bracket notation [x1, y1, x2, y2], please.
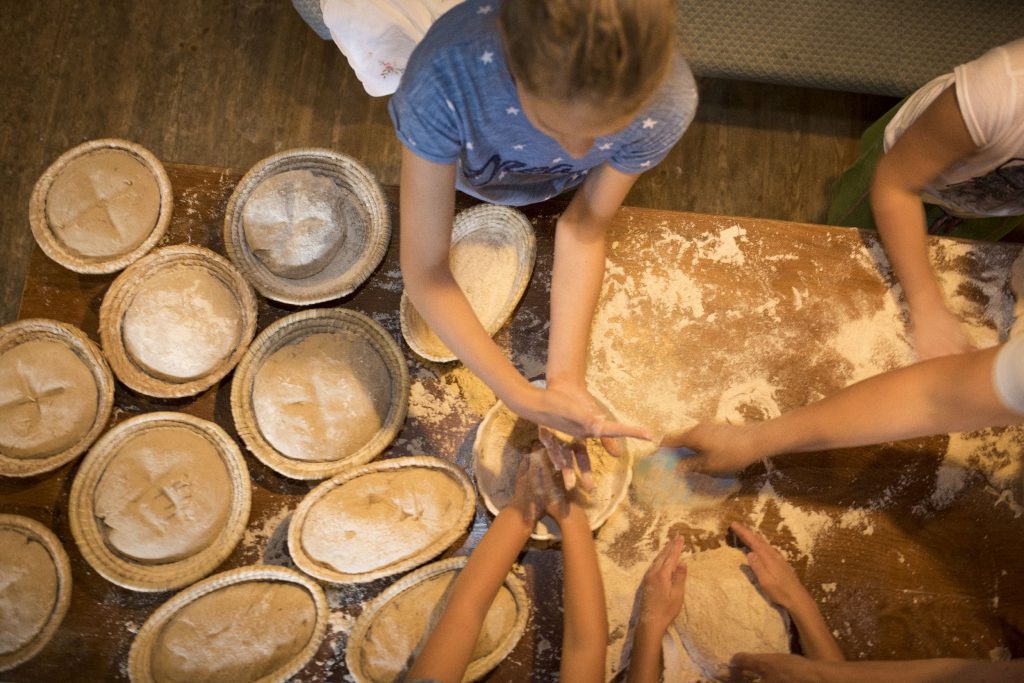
[223, 148, 391, 305]
[0, 318, 114, 478]
[230, 308, 410, 480]
[68, 412, 251, 592]
[29, 138, 172, 274]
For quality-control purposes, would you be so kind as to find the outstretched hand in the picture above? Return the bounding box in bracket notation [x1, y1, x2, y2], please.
[730, 522, 809, 612]
[662, 422, 764, 475]
[911, 307, 975, 361]
[637, 536, 688, 636]
[507, 449, 571, 525]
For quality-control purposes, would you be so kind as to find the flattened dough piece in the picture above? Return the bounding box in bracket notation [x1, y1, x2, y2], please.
[0, 339, 98, 459]
[152, 582, 316, 683]
[253, 333, 390, 462]
[242, 170, 347, 279]
[93, 427, 232, 563]
[46, 148, 161, 258]
[123, 267, 243, 382]
[0, 529, 59, 655]
[301, 469, 466, 575]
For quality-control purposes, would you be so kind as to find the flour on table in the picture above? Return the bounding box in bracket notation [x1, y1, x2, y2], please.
[695, 224, 747, 266]
[0, 528, 58, 655]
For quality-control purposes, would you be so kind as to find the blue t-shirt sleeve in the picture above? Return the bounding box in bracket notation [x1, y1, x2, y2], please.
[388, 64, 463, 165]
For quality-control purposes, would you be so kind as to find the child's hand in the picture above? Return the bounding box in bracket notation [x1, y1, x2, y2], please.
[637, 536, 687, 636]
[730, 522, 810, 612]
[662, 422, 763, 474]
[911, 306, 975, 361]
[729, 653, 824, 683]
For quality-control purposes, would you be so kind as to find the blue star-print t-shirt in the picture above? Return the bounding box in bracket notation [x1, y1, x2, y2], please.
[388, 0, 698, 206]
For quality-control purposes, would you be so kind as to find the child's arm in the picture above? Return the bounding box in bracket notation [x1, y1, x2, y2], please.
[731, 654, 1024, 683]
[627, 536, 687, 683]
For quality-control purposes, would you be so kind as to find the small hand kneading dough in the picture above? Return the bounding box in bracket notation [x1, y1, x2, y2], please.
[253, 333, 390, 462]
[93, 428, 232, 563]
[675, 546, 790, 681]
[360, 572, 516, 682]
[0, 529, 59, 655]
[0, 340, 98, 460]
[301, 469, 466, 575]
[45, 149, 161, 258]
[122, 267, 243, 382]
[242, 170, 347, 279]
[152, 582, 316, 683]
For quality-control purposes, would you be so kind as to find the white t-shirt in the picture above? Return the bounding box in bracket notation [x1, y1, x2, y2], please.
[884, 38, 1024, 218]
[994, 335, 1024, 414]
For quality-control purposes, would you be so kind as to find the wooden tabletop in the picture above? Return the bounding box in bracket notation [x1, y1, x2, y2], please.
[5, 162, 1024, 681]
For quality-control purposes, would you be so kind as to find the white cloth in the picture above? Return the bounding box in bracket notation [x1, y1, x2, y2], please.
[321, 0, 464, 97]
[993, 334, 1024, 414]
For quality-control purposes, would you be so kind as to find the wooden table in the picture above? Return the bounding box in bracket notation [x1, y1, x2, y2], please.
[5, 162, 1024, 681]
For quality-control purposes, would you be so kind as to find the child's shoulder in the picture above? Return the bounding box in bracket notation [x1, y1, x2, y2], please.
[414, 0, 500, 63]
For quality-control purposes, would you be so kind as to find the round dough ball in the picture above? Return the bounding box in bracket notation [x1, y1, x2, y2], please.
[0, 528, 59, 655]
[93, 427, 232, 563]
[45, 148, 161, 258]
[0, 339, 98, 459]
[242, 170, 347, 279]
[122, 267, 243, 382]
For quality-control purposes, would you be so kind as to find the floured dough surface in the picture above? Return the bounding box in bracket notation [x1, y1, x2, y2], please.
[359, 571, 516, 682]
[123, 267, 243, 382]
[253, 333, 390, 462]
[93, 427, 232, 563]
[152, 582, 316, 683]
[0, 528, 58, 655]
[45, 148, 161, 258]
[675, 546, 790, 681]
[301, 469, 467, 575]
[243, 170, 347, 279]
[0, 339, 98, 459]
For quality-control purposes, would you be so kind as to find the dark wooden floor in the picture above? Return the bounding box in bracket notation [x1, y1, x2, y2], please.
[0, 0, 899, 325]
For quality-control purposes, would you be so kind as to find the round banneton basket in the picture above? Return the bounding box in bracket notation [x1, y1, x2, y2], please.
[127, 565, 328, 683]
[0, 318, 114, 478]
[288, 455, 476, 584]
[223, 148, 391, 305]
[68, 412, 251, 592]
[346, 556, 529, 683]
[0, 514, 73, 673]
[400, 203, 536, 362]
[231, 308, 409, 480]
[29, 138, 173, 274]
[98, 244, 258, 399]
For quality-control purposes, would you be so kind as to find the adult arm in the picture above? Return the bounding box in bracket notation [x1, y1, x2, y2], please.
[732, 654, 1024, 683]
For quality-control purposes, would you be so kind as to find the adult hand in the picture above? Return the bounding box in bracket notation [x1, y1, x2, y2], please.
[911, 306, 975, 361]
[662, 422, 764, 475]
[730, 522, 809, 612]
[637, 536, 687, 636]
[730, 653, 823, 683]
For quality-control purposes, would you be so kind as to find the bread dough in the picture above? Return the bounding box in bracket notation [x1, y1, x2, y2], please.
[301, 469, 466, 575]
[359, 571, 516, 682]
[152, 582, 316, 683]
[242, 170, 347, 279]
[0, 528, 58, 655]
[45, 148, 161, 258]
[253, 333, 390, 462]
[93, 426, 232, 563]
[675, 546, 790, 681]
[0, 339, 98, 459]
[122, 266, 243, 382]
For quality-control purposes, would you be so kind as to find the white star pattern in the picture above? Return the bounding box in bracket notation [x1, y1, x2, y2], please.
[552, 157, 563, 164]
[480, 50, 494, 64]
[513, 144, 525, 151]
[506, 106, 520, 116]
[477, 4, 493, 14]
[598, 142, 613, 150]
[498, 171, 507, 180]
[466, 141, 474, 151]
[642, 117, 657, 129]
[446, 99, 455, 111]
[640, 161, 651, 167]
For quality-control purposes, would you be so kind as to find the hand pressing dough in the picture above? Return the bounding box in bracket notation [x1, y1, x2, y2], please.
[242, 170, 347, 279]
[675, 546, 790, 681]
[45, 149, 161, 258]
[93, 427, 232, 563]
[0, 339, 98, 459]
[122, 267, 243, 382]
[253, 333, 390, 462]
[152, 582, 316, 683]
[301, 469, 467, 575]
[0, 529, 58, 656]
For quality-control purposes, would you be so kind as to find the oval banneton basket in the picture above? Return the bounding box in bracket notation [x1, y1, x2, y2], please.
[223, 148, 391, 305]
[68, 412, 251, 592]
[231, 308, 410, 480]
[400, 203, 536, 363]
[29, 138, 173, 274]
[346, 556, 529, 683]
[288, 455, 476, 584]
[0, 514, 73, 673]
[98, 244, 258, 399]
[0, 318, 114, 478]
[127, 565, 328, 683]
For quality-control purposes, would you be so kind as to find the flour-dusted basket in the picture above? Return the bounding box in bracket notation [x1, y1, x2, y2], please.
[401, 204, 536, 362]
[346, 556, 529, 683]
[0, 515, 73, 673]
[231, 308, 409, 480]
[68, 412, 251, 592]
[29, 138, 172, 274]
[127, 565, 328, 683]
[98, 244, 258, 398]
[223, 148, 390, 305]
[288, 456, 475, 584]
